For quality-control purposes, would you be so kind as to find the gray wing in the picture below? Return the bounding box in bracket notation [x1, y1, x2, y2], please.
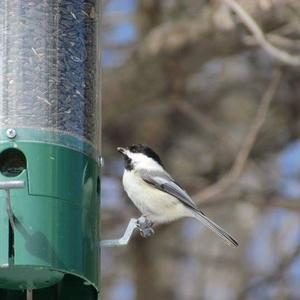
[140, 169, 200, 212]
[140, 169, 238, 247]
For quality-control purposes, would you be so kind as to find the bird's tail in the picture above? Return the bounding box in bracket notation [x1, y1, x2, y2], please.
[192, 211, 238, 247]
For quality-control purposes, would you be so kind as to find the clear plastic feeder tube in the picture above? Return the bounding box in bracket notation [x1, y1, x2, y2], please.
[0, 0, 100, 157]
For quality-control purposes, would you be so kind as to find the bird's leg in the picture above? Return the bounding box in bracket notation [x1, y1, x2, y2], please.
[136, 215, 155, 238]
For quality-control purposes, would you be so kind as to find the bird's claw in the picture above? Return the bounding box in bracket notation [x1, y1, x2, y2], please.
[139, 227, 155, 238]
[136, 216, 155, 238]
[137, 216, 153, 228]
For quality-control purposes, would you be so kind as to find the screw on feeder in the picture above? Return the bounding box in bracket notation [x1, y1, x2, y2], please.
[6, 128, 17, 139]
[97, 156, 104, 167]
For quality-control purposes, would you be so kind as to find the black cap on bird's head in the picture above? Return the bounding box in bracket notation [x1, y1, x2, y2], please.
[117, 144, 163, 168]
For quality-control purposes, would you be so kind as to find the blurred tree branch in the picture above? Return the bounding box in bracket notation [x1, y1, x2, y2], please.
[199, 193, 300, 213]
[194, 70, 282, 203]
[244, 33, 300, 52]
[221, 0, 300, 66]
[246, 196, 300, 212]
[104, 1, 296, 135]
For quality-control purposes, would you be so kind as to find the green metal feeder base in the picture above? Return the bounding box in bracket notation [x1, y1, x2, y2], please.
[0, 274, 97, 300]
[0, 129, 100, 298]
[0, 266, 63, 290]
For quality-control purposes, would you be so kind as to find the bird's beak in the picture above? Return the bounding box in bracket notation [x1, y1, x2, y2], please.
[117, 147, 126, 155]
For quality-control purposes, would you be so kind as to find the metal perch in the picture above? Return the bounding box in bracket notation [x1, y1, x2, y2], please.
[0, 180, 25, 229]
[101, 216, 155, 247]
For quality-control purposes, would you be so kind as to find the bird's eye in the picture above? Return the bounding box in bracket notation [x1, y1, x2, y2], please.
[129, 146, 137, 153]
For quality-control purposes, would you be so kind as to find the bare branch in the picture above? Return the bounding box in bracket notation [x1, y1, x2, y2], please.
[221, 0, 300, 66]
[246, 196, 300, 212]
[244, 34, 300, 51]
[194, 70, 282, 203]
[197, 191, 300, 213]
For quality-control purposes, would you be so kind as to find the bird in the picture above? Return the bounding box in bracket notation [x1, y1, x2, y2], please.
[117, 144, 238, 247]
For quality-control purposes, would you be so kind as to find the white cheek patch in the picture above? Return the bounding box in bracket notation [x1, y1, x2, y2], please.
[128, 153, 146, 163]
[127, 152, 161, 169]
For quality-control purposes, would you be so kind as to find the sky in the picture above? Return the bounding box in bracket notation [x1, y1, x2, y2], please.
[103, 0, 137, 68]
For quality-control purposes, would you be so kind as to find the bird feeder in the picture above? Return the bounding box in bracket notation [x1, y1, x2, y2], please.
[0, 0, 100, 299]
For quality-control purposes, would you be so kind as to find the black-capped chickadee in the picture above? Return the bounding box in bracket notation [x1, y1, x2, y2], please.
[117, 144, 238, 247]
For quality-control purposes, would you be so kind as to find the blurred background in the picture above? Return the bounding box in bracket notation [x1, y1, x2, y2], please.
[100, 0, 300, 299]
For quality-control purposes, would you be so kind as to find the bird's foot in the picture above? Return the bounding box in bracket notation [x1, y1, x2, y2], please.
[136, 216, 155, 238]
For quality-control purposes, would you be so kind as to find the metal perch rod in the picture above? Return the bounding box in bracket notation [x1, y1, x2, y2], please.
[100, 216, 155, 247]
[0, 181, 25, 229]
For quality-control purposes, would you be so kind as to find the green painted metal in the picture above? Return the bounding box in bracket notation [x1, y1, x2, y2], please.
[0, 132, 100, 297]
[0, 128, 98, 161]
[0, 267, 63, 290]
[0, 275, 98, 299]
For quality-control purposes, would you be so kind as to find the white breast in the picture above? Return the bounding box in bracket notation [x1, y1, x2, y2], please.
[122, 170, 189, 223]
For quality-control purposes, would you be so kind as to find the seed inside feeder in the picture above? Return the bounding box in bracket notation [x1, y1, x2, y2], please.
[0, 0, 99, 148]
